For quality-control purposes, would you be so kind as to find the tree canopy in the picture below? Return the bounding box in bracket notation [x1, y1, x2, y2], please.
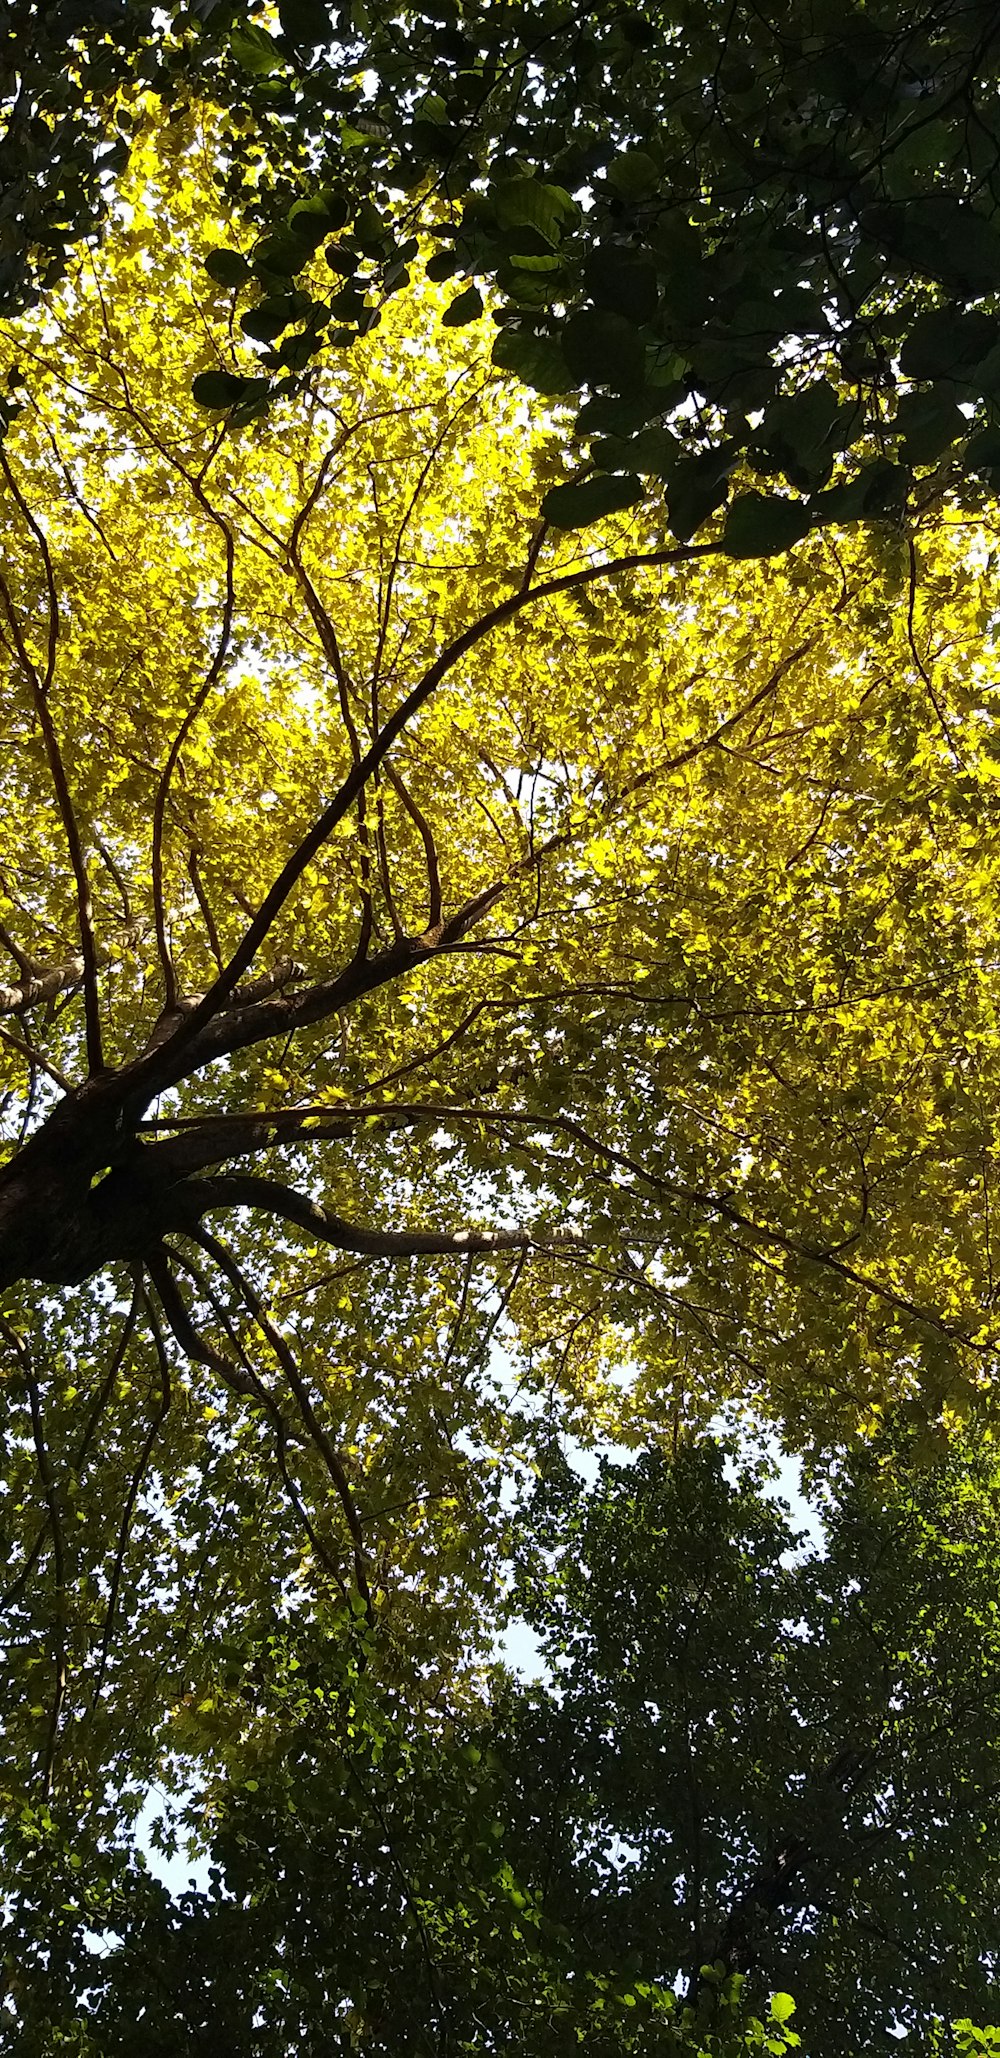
[4, 33, 1000, 2055]
[12, 1429, 1000, 2052]
[9, 3, 1000, 534]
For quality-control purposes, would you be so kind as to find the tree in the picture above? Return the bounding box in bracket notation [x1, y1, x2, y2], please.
[16, 1426, 1000, 2054]
[8, 4, 1000, 533]
[505, 1431, 1000, 2049]
[3, 108, 1000, 2029]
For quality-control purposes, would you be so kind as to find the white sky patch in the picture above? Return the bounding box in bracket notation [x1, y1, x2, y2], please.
[133, 1785, 213, 1898]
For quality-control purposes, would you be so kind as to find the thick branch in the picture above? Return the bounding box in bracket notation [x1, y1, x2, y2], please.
[146, 1247, 255, 1396]
[0, 954, 85, 1017]
[128, 929, 471, 1097]
[178, 1101, 984, 1350]
[140, 536, 714, 1083]
[190, 1172, 555, 1259]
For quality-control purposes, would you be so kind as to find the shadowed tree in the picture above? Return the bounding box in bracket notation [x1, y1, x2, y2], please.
[13, 1429, 1000, 2055]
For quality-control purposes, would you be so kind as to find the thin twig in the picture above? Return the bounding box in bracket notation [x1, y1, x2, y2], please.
[197, 1229, 373, 1620]
[0, 1314, 68, 1798]
[170, 1240, 349, 1599]
[87, 1274, 171, 1718]
[0, 453, 104, 1070]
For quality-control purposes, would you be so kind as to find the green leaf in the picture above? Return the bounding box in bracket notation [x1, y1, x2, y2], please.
[277, 0, 331, 45]
[584, 246, 659, 324]
[592, 426, 680, 479]
[491, 329, 574, 394]
[662, 442, 740, 543]
[509, 253, 562, 274]
[808, 471, 875, 526]
[576, 391, 666, 437]
[325, 245, 359, 277]
[240, 297, 296, 344]
[563, 309, 645, 395]
[500, 266, 564, 309]
[442, 285, 484, 327]
[425, 249, 463, 283]
[606, 150, 660, 201]
[666, 459, 729, 541]
[276, 329, 319, 370]
[541, 473, 645, 528]
[229, 389, 276, 427]
[416, 92, 448, 126]
[759, 380, 844, 467]
[958, 340, 1000, 402]
[493, 179, 578, 250]
[770, 1994, 796, 2024]
[859, 460, 910, 515]
[204, 248, 251, 289]
[230, 22, 283, 75]
[328, 284, 367, 322]
[723, 492, 811, 557]
[862, 197, 1000, 293]
[288, 192, 349, 244]
[354, 201, 387, 254]
[894, 388, 966, 467]
[191, 370, 268, 411]
[965, 426, 1000, 472]
[900, 307, 999, 382]
[253, 230, 311, 279]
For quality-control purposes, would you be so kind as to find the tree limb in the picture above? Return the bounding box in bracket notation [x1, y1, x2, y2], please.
[191, 1171, 561, 1260]
[0, 452, 103, 1071]
[169, 1240, 350, 1601]
[138, 535, 716, 1082]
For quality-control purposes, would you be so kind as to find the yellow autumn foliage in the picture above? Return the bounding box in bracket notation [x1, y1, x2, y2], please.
[2, 114, 1000, 1700]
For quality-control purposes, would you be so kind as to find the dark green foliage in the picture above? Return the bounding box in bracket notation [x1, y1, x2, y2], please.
[542, 471, 646, 528]
[190, 368, 268, 408]
[0, 0, 157, 315]
[12, 2, 1000, 541]
[10, 1430, 1000, 2053]
[722, 493, 812, 557]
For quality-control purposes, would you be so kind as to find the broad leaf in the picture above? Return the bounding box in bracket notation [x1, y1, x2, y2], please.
[584, 246, 659, 323]
[541, 472, 645, 527]
[562, 308, 646, 394]
[894, 388, 966, 468]
[900, 307, 999, 382]
[491, 328, 574, 393]
[723, 492, 811, 557]
[277, 0, 331, 46]
[442, 284, 484, 327]
[230, 21, 283, 74]
[493, 178, 578, 249]
[204, 248, 251, 289]
[191, 368, 269, 409]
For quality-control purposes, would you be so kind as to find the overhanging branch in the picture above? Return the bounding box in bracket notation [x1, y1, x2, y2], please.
[137, 535, 715, 1086]
[190, 1172, 551, 1260]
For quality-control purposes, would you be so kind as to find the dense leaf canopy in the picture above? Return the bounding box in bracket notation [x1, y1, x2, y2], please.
[12, 1430, 1000, 2052]
[3, 28, 1000, 2054]
[9, 3, 1000, 533]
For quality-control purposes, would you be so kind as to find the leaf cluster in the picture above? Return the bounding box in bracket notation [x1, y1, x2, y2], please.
[10, 4, 1000, 539]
